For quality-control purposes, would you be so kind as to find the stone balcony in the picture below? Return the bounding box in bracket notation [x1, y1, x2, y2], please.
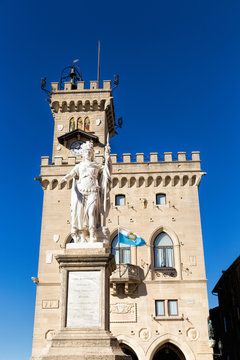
[110, 264, 141, 296]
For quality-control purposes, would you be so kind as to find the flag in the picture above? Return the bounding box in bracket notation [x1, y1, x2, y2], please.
[118, 226, 146, 246]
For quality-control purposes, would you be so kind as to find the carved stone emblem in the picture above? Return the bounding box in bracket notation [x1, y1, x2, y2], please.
[53, 234, 60, 243]
[57, 124, 64, 131]
[139, 328, 151, 341]
[187, 327, 199, 341]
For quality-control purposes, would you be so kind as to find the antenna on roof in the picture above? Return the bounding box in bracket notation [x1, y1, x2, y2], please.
[97, 40, 100, 85]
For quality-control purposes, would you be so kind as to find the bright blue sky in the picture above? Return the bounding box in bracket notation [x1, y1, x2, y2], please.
[1, 1, 239, 359]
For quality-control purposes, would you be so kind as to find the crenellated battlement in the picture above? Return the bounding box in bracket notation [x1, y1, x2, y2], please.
[51, 80, 111, 93]
[41, 151, 200, 166]
[38, 151, 204, 190]
[50, 80, 113, 118]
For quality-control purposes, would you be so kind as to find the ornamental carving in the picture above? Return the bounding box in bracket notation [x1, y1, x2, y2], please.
[187, 327, 199, 341]
[110, 303, 137, 323]
[42, 300, 59, 309]
[110, 303, 134, 314]
[45, 329, 56, 340]
[139, 328, 151, 341]
[154, 268, 177, 278]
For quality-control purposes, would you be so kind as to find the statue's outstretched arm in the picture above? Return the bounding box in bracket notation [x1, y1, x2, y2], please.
[60, 166, 78, 184]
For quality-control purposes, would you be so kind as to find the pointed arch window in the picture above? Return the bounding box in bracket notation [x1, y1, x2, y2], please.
[84, 117, 90, 132]
[77, 117, 83, 130]
[69, 117, 76, 131]
[154, 232, 174, 268]
[111, 235, 131, 264]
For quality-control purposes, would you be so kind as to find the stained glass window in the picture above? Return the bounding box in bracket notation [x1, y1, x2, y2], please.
[69, 117, 76, 131]
[77, 117, 83, 130]
[84, 117, 90, 132]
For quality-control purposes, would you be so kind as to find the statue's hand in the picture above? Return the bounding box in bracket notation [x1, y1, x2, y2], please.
[60, 177, 67, 184]
[104, 145, 111, 160]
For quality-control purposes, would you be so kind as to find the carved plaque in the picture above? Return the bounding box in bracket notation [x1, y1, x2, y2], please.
[110, 303, 137, 323]
[42, 300, 59, 309]
[66, 271, 101, 327]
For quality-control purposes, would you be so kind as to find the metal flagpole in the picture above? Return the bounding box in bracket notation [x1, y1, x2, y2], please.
[117, 216, 121, 278]
[97, 40, 100, 85]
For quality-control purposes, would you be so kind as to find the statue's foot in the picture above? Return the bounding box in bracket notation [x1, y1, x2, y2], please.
[90, 236, 97, 243]
[89, 230, 97, 243]
[79, 234, 87, 243]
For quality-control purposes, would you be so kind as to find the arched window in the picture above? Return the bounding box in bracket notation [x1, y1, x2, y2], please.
[84, 117, 90, 132]
[62, 102, 67, 112]
[154, 232, 174, 268]
[77, 117, 83, 130]
[115, 194, 125, 206]
[156, 193, 166, 205]
[111, 235, 130, 264]
[69, 117, 76, 131]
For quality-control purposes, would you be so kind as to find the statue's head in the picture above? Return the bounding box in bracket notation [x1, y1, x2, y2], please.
[81, 141, 94, 161]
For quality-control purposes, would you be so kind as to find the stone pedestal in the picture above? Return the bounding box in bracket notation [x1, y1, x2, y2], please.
[36, 248, 130, 360]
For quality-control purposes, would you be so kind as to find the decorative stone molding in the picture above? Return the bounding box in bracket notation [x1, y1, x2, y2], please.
[45, 329, 56, 341]
[110, 303, 137, 323]
[110, 264, 141, 295]
[154, 268, 177, 278]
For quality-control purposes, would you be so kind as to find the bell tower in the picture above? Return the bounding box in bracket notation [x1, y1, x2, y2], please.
[49, 63, 115, 161]
[31, 67, 123, 360]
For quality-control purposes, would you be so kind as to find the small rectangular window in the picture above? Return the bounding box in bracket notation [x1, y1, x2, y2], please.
[115, 195, 125, 206]
[168, 300, 178, 316]
[155, 300, 165, 316]
[156, 194, 166, 205]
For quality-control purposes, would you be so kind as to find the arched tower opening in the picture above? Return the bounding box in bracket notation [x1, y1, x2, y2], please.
[152, 342, 186, 360]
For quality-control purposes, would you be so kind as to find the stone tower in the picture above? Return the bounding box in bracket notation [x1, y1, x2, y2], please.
[31, 66, 213, 360]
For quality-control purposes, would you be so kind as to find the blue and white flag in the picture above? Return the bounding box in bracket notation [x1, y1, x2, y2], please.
[118, 226, 146, 246]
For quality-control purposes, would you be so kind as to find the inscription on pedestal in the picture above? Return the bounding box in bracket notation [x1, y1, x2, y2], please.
[66, 271, 101, 327]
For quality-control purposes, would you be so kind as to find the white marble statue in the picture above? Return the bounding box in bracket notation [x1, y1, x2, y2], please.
[60, 140, 111, 243]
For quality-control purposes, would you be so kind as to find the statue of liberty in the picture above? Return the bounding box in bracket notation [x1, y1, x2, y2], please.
[60, 140, 111, 243]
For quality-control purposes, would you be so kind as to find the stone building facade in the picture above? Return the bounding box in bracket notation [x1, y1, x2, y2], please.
[31, 73, 213, 360]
